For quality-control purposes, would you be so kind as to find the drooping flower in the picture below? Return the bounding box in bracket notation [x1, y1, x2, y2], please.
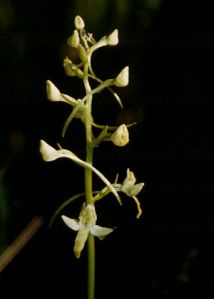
[121, 168, 144, 197]
[120, 169, 144, 219]
[62, 203, 113, 258]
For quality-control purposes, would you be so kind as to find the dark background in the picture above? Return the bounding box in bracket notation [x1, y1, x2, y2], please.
[1, 0, 214, 298]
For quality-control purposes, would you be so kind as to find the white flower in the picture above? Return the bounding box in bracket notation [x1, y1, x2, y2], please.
[62, 203, 113, 258]
[114, 66, 129, 87]
[107, 29, 119, 46]
[46, 80, 61, 101]
[121, 168, 144, 197]
[111, 124, 129, 147]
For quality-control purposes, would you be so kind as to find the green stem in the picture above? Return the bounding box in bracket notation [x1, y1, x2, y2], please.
[84, 79, 93, 205]
[87, 233, 95, 299]
[84, 62, 95, 298]
[85, 134, 93, 204]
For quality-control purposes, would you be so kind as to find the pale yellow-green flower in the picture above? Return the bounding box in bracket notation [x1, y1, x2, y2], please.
[120, 169, 144, 219]
[62, 203, 113, 258]
[121, 168, 144, 197]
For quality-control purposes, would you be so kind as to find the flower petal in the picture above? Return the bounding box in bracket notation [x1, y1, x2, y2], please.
[129, 182, 145, 196]
[122, 169, 136, 187]
[90, 225, 114, 240]
[61, 215, 80, 231]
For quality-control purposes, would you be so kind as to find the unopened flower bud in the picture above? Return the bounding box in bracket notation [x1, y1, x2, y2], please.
[67, 30, 80, 48]
[46, 80, 61, 101]
[114, 66, 129, 87]
[40, 140, 59, 161]
[111, 124, 129, 147]
[107, 29, 119, 46]
[74, 15, 85, 30]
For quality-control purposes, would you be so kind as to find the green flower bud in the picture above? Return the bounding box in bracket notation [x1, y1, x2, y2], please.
[67, 30, 80, 48]
[114, 66, 129, 87]
[74, 15, 85, 30]
[46, 80, 61, 101]
[111, 124, 129, 147]
[107, 29, 119, 46]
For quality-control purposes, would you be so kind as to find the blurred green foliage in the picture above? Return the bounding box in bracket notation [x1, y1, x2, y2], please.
[0, 0, 14, 29]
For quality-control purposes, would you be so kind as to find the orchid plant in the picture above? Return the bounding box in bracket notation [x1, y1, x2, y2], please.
[40, 15, 144, 299]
